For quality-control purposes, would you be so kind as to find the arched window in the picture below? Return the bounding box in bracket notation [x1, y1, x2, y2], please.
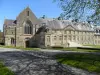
[11, 38, 15, 44]
[24, 20, 33, 34]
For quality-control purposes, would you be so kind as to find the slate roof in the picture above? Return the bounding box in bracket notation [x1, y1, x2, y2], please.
[4, 19, 16, 26]
[4, 18, 94, 31]
[39, 18, 94, 31]
[95, 26, 100, 29]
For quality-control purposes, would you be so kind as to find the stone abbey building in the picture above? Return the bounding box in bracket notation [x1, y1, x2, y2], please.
[3, 7, 100, 48]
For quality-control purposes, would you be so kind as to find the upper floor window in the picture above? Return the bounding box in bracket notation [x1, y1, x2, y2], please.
[73, 31, 75, 34]
[54, 36, 56, 40]
[64, 35, 67, 40]
[69, 31, 71, 34]
[64, 30, 67, 34]
[96, 30, 98, 33]
[59, 36, 62, 40]
[24, 20, 32, 34]
[27, 11, 29, 16]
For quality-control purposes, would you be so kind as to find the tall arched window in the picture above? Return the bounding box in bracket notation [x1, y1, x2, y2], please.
[24, 20, 33, 34]
[11, 38, 15, 44]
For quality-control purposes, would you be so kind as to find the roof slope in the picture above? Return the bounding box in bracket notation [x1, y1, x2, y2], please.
[4, 19, 16, 26]
[39, 18, 94, 31]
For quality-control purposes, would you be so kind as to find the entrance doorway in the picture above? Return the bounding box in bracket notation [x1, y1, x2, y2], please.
[25, 40, 30, 47]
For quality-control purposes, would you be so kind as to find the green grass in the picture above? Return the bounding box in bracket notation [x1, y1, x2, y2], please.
[56, 53, 100, 73]
[83, 44, 100, 48]
[1, 45, 100, 52]
[48, 47, 100, 52]
[0, 45, 40, 51]
[0, 61, 14, 75]
[15, 47, 40, 51]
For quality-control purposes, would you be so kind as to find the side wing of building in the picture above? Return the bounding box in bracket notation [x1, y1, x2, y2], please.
[3, 19, 16, 46]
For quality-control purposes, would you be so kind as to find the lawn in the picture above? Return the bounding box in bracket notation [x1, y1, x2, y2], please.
[83, 45, 100, 48]
[16, 47, 40, 51]
[56, 53, 100, 73]
[49, 47, 100, 52]
[0, 61, 14, 75]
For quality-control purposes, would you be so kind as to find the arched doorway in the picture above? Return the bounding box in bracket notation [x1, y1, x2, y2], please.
[25, 40, 30, 47]
[25, 38, 30, 48]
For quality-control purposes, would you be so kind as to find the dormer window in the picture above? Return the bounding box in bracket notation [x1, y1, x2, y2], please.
[42, 23, 46, 26]
[27, 11, 29, 16]
[96, 30, 98, 33]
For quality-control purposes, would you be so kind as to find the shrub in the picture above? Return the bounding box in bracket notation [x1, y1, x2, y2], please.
[0, 61, 14, 75]
[52, 46, 63, 49]
[0, 67, 14, 75]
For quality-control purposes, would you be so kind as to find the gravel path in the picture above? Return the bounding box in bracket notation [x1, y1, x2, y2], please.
[0, 48, 99, 75]
[0, 47, 21, 52]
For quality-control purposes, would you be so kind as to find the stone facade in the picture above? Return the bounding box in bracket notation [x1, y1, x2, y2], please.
[45, 30, 94, 47]
[94, 26, 100, 45]
[0, 32, 4, 44]
[3, 7, 100, 48]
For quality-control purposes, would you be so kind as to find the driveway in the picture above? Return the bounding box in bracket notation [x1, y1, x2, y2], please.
[0, 48, 98, 75]
[0, 47, 21, 52]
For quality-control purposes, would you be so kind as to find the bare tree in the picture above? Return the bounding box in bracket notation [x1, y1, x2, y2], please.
[54, 0, 100, 24]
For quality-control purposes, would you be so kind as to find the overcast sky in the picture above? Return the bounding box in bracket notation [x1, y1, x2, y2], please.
[0, 0, 62, 31]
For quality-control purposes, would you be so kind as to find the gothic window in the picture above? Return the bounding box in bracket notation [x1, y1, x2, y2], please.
[11, 38, 15, 44]
[24, 20, 33, 34]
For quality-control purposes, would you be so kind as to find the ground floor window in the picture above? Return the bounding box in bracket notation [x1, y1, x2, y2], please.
[11, 38, 15, 44]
